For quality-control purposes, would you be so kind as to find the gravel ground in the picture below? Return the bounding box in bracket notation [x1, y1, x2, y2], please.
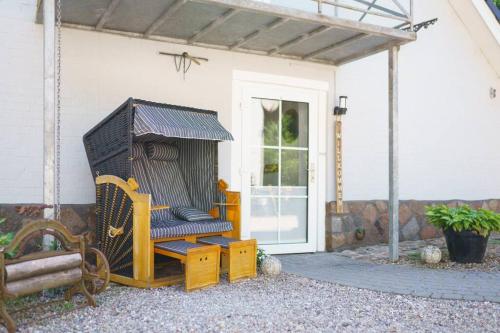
[8, 273, 499, 333]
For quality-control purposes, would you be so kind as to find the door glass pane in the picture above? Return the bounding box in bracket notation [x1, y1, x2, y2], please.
[251, 98, 280, 146]
[250, 197, 278, 244]
[250, 147, 279, 196]
[281, 150, 308, 196]
[280, 198, 307, 244]
[281, 101, 308, 148]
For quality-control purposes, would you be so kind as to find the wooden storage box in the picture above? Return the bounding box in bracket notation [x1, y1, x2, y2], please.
[154, 241, 220, 291]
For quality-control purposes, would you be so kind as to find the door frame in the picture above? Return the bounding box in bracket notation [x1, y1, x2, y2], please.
[231, 70, 329, 254]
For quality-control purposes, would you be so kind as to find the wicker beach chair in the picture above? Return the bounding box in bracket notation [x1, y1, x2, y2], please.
[83, 99, 255, 289]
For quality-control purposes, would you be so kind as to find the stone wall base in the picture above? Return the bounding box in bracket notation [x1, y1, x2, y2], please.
[326, 199, 500, 251]
[0, 204, 96, 242]
[2, 199, 499, 251]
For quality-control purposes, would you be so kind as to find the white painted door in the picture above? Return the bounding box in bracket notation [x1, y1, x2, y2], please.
[241, 83, 318, 254]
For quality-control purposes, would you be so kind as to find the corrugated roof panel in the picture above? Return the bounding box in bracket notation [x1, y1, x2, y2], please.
[49, 0, 416, 66]
[281, 28, 359, 57]
[105, 0, 175, 33]
[319, 35, 391, 62]
[61, 0, 109, 26]
[199, 11, 277, 46]
[243, 20, 322, 52]
[154, 2, 227, 40]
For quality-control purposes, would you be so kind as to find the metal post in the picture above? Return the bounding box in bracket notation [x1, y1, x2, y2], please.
[388, 45, 399, 261]
[43, 0, 56, 222]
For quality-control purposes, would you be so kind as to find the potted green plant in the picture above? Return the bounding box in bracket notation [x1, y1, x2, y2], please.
[425, 205, 500, 263]
[354, 227, 366, 241]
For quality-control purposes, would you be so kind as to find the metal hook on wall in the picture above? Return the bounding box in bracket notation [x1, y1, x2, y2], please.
[159, 51, 209, 79]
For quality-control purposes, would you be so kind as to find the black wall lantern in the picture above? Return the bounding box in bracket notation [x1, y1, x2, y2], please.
[334, 96, 348, 115]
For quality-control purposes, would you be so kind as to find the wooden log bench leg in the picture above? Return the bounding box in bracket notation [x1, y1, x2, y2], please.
[0, 220, 105, 333]
[154, 241, 220, 292]
[198, 237, 257, 283]
[0, 299, 15, 333]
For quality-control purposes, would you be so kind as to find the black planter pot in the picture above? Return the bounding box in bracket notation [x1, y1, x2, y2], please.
[443, 229, 489, 263]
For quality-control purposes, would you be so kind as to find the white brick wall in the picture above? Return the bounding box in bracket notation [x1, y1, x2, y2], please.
[0, 0, 43, 203]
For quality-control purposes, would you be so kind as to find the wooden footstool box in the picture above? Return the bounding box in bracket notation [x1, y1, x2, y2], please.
[197, 237, 257, 282]
[154, 241, 220, 291]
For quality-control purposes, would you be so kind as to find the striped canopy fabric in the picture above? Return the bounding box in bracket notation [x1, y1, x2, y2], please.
[134, 103, 233, 141]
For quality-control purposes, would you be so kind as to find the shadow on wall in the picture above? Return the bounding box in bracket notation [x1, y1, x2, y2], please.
[325, 199, 500, 251]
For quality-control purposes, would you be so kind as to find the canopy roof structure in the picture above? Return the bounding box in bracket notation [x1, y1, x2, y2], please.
[39, 0, 417, 260]
[37, 0, 416, 66]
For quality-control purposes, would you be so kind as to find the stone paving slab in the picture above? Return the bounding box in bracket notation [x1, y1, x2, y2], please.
[279, 252, 500, 303]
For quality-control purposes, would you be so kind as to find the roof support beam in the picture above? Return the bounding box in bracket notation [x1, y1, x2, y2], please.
[388, 45, 399, 262]
[144, 0, 188, 37]
[303, 33, 370, 60]
[188, 8, 239, 44]
[96, 0, 122, 30]
[268, 25, 330, 55]
[230, 18, 288, 50]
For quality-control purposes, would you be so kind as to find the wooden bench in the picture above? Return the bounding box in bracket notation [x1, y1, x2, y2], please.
[0, 220, 110, 333]
[197, 237, 257, 282]
[154, 241, 220, 291]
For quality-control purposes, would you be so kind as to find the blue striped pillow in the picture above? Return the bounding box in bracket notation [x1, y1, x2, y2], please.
[131, 143, 147, 160]
[146, 143, 179, 161]
[172, 207, 214, 222]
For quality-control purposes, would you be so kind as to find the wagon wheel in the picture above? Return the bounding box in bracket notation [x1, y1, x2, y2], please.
[83, 247, 110, 295]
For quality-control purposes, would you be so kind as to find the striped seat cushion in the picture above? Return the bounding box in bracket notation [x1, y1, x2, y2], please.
[172, 207, 214, 222]
[150, 219, 233, 239]
[154, 240, 204, 256]
[197, 236, 238, 249]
